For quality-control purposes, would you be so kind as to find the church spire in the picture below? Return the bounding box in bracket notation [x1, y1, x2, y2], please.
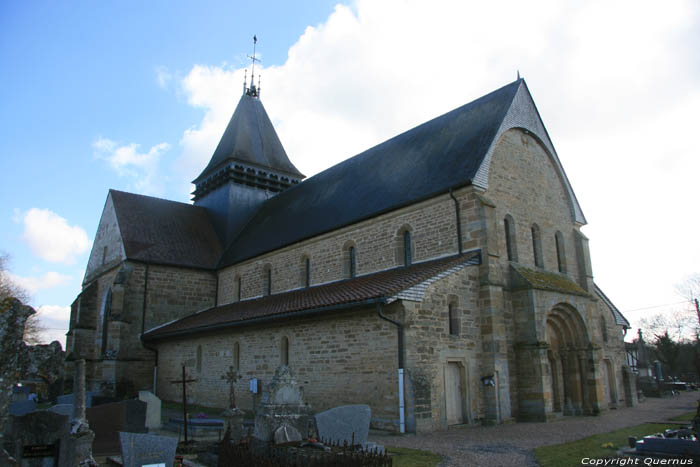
[244, 35, 261, 98]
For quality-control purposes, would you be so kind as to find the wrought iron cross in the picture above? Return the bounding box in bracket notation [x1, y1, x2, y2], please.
[221, 366, 241, 409]
[170, 365, 197, 444]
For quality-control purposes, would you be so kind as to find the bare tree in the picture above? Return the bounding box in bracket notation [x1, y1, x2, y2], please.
[638, 273, 700, 341]
[0, 253, 45, 344]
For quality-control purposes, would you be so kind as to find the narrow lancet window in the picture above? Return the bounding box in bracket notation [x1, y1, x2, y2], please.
[349, 246, 356, 278]
[531, 224, 543, 268]
[304, 257, 311, 288]
[504, 215, 517, 262]
[233, 342, 240, 371]
[403, 230, 412, 266]
[281, 336, 289, 365]
[448, 304, 460, 336]
[555, 231, 566, 273]
[263, 265, 272, 296]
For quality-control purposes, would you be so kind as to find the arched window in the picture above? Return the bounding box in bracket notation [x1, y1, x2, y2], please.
[600, 316, 608, 342]
[234, 275, 242, 302]
[531, 224, 543, 268]
[555, 231, 567, 273]
[504, 215, 518, 262]
[263, 264, 272, 296]
[300, 255, 311, 288]
[349, 247, 356, 278]
[232, 342, 240, 371]
[343, 241, 357, 279]
[403, 230, 412, 266]
[196, 345, 202, 374]
[448, 303, 460, 336]
[100, 288, 112, 355]
[281, 336, 289, 366]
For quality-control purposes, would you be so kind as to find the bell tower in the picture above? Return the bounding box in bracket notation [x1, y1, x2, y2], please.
[193, 37, 304, 245]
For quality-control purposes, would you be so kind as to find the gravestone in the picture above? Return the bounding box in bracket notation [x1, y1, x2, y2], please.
[315, 404, 371, 447]
[9, 399, 36, 416]
[138, 390, 162, 430]
[56, 391, 97, 408]
[254, 366, 314, 442]
[87, 399, 147, 455]
[9, 410, 69, 466]
[48, 404, 74, 416]
[119, 432, 178, 467]
[220, 407, 245, 442]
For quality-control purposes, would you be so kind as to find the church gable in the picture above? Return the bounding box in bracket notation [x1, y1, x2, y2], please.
[110, 189, 223, 269]
[474, 81, 586, 225]
[83, 192, 126, 284]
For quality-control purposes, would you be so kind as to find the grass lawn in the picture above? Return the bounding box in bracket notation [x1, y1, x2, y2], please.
[386, 446, 442, 467]
[534, 422, 683, 467]
[670, 411, 697, 422]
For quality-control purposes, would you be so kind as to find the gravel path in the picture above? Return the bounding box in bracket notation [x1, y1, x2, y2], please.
[369, 391, 699, 467]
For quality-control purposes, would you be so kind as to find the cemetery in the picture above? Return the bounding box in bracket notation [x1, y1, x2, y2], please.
[2, 360, 392, 466]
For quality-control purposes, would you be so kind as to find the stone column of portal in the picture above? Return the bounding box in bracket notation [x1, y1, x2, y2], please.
[62, 360, 97, 467]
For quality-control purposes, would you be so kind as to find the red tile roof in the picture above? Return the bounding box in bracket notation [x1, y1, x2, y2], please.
[143, 251, 480, 341]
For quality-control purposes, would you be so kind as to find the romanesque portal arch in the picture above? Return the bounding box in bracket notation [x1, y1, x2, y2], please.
[546, 304, 590, 415]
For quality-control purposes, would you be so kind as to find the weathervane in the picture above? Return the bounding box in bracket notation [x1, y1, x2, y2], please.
[244, 35, 261, 98]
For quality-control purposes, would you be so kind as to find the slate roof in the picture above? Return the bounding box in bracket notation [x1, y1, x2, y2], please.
[594, 283, 630, 328]
[110, 190, 223, 269]
[193, 94, 304, 184]
[219, 79, 522, 267]
[143, 251, 481, 341]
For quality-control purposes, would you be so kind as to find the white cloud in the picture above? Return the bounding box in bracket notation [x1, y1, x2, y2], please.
[36, 305, 70, 348]
[94, 137, 170, 195]
[7, 271, 72, 295]
[22, 208, 91, 264]
[37, 304, 71, 322]
[155, 65, 173, 89]
[173, 0, 700, 335]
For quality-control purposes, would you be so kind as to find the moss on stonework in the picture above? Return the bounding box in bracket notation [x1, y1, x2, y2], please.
[511, 265, 588, 296]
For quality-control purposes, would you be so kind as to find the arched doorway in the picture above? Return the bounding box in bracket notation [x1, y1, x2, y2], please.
[546, 305, 589, 416]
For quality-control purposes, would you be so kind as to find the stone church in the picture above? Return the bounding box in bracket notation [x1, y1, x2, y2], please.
[66, 76, 635, 432]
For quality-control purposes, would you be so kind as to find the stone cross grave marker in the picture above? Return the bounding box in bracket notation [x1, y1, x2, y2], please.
[169, 365, 196, 444]
[221, 366, 241, 409]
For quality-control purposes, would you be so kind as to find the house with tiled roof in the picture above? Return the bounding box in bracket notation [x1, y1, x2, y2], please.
[66, 75, 634, 432]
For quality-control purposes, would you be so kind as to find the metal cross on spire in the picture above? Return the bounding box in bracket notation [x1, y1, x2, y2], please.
[245, 35, 261, 98]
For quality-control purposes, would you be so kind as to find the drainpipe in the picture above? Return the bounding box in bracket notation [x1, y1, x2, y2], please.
[449, 189, 463, 255]
[377, 302, 405, 433]
[139, 263, 159, 393]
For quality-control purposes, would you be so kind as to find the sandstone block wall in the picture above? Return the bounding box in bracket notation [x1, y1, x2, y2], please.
[487, 129, 585, 286]
[403, 267, 482, 431]
[217, 188, 483, 305]
[156, 306, 401, 430]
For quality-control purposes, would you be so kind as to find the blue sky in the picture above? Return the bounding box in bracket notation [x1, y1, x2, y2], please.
[2, 1, 700, 346]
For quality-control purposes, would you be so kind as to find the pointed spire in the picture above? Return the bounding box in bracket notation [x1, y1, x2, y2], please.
[244, 35, 260, 98]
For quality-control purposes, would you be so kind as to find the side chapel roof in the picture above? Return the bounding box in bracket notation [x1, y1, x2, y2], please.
[110, 189, 223, 269]
[594, 283, 631, 327]
[143, 251, 480, 341]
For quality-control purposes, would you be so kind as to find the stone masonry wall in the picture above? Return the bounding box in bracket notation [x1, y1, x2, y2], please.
[217, 188, 483, 304]
[84, 193, 125, 284]
[156, 306, 400, 430]
[487, 128, 583, 285]
[403, 267, 482, 431]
